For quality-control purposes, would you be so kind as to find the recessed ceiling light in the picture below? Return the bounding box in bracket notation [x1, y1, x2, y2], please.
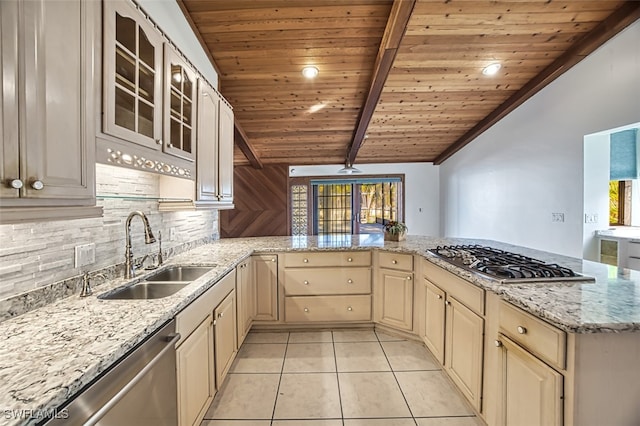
[302, 66, 319, 79]
[482, 63, 501, 76]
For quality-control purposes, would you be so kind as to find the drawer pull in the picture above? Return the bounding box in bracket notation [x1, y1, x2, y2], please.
[303, 258, 309, 263]
[495, 340, 503, 348]
[347, 279, 353, 284]
[304, 308, 309, 313]
[517, 326, 527, 334]
[347, 257, 353, 262]
[347, 306, 353, 311]
[392, 260, 398, 264]
[304, 280, 310, 285]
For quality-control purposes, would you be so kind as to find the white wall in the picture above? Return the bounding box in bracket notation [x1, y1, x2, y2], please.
[583, 133, 610, 261]
[137, 0, 218, 87]
[289, 163, 440, 236]
[440, 20, 640, 258]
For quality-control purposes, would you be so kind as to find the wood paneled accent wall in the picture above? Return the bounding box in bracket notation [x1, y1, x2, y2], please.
[220, 165, 289, 237]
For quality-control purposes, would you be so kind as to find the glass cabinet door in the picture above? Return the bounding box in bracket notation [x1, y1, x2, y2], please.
[164, 45, 196, 161]
[103, 0, 163, 150]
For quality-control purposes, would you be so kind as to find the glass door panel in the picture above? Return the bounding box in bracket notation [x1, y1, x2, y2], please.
[163, 47, 196, 161]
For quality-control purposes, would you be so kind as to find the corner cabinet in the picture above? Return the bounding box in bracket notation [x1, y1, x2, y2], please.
[375, 252, 414, 331]
[0, 0, 101, 223]
[236, 258, 254, 348]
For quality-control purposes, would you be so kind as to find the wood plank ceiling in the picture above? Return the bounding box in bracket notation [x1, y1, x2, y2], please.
[179, 0, 637, 166]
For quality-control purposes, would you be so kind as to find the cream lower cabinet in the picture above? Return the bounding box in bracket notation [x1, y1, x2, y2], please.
[283, 251, 372, 323]
[421, 260, 485, 413]
[497, 334, 563, 426]
[253, 254, 278, 322]
[376, 268, 414, 331]
[177, 315, 214, 426]
[214, 289, 237, 386]
[236, 259, 254, 348]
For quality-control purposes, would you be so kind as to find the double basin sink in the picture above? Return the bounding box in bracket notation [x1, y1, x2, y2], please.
[99, 266, 213, 300]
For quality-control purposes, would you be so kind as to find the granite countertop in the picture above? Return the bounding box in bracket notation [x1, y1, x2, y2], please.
[2, 234, 640, 425]
[595, 227, 640, 240]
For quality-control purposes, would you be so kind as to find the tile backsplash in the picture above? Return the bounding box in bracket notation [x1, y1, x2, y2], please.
[0, 164, 219, 301]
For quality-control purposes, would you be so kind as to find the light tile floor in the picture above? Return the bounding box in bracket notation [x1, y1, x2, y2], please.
[202, 329, 483, 426]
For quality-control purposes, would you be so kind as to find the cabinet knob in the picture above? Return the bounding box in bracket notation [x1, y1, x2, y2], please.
[155, 139, 162, 145]
[517, 326, 527, 334]
[271, 258, 276, 262]
[304, 280, 310, 285]
[347, 279, 353, 284]
[445, 300, 451, 306]
[30, 180, 44, 190]
[168, 143, 174, 148]
[9, 179, 23, 189]
[347, 257, 353, 262]
[407, 276, 412, 281]
[304, 307, 309, 313]
[218, 312, 224, 318]
[494, 340, 503, 348]
[303, 258, 309, 263]
[436, 294, 443, 300]
[392, 260, 398, 264]
[347, 306, 353, 311]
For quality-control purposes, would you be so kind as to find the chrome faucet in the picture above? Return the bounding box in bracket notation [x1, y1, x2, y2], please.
[124, 211, 156, 279]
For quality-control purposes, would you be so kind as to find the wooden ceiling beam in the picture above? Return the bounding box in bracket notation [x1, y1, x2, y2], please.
[434, 2, 640, 165]
[234, 119, 263, 169]
[346, 0, 416, 166]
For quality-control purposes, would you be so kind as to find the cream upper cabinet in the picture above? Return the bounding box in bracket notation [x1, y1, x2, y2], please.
[195, 79, 220, 202]
[103, 0, 163, 151]
[0, 0, 100, 222]
[164, 45, 196, 161]
[253, 254, 279, 322]
[217, 99, 234, 204]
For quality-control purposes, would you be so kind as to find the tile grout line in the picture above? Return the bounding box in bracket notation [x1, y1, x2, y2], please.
[376, 331, 419, 426]
[331, 331, 346, 426]
[269, 332, 291, 426]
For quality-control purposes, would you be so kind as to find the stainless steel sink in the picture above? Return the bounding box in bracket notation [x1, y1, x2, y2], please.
[99, 266, 213, 300]
[99, 282, 190, 300]
[146, 266, 213, 282]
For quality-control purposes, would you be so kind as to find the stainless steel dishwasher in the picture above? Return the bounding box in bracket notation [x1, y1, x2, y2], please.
[43, 319, 180, 426]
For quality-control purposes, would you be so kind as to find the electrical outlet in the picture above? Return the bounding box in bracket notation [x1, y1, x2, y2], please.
[551, 213, 565, 223]
[585, 213, 599, 224]
[74, 243, 95, 268]
[169, 227, 177, 241]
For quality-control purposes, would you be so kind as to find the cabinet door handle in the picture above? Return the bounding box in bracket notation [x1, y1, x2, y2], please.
[517, 326, 527, 334]
[304, 307, 309, 313]
[271, 258, 276, 262]
[303, 258, 309, 263]
[436, 294, 443, 299]
[407, 276, 412, 280]
[168, 143, 174, 148]
[445, 300, 451, 306]
[304, 280, 310, 285]
[31, 180, 44, 190]
[347, 306, 353, 311]
[347, 279, 353, 284]
[494, 340, 503, 347]
[9, 179, 23, 189]
[155, 139, 162, 145]
[218, 312, 224, 318]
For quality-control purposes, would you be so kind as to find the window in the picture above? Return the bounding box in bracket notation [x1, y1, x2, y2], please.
[610, 180, 632, 226]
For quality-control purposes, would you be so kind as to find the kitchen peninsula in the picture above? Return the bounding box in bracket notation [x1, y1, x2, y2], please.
[1, 235, 639, 426]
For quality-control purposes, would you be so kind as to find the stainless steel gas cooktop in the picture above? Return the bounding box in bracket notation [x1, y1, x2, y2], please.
[427, 245, 595, 284]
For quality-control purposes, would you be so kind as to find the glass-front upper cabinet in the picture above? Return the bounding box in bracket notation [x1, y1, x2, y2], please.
[103, 0, 163, 150]
[164, 45, 197, 161]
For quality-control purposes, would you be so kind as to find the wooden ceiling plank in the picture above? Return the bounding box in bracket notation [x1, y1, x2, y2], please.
[433, 2, 640, 165]
[347, 0, 417, 165]
[234, 119, 263, 169]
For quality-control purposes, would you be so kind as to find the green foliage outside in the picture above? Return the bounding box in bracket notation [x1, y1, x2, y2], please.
[609, 180, 619, 225]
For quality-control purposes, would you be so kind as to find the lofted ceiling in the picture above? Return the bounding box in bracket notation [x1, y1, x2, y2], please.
[179, 0, 639, 167]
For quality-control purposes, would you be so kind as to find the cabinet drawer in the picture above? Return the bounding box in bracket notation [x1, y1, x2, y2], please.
[627, 240, 640, 258]
[422, 259, 485, 316]
[378, 251, 413, 271]
[176, 270, 235, 346]
[284, 251, 371, 268]
[285, 295, 371, 322]
[499, 300, 566, 370]
[627, 256, 640, 271]
[283, 267, 371, 295]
